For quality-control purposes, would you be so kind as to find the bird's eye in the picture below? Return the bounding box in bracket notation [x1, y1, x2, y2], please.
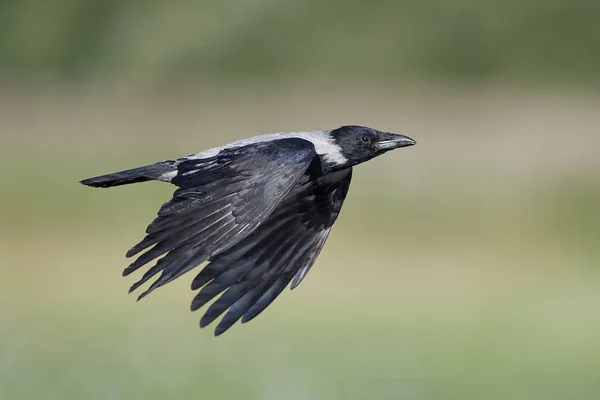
[361, 134, 371, 144]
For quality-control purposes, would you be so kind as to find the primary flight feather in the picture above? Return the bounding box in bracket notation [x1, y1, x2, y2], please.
[81, 125, 416, 335]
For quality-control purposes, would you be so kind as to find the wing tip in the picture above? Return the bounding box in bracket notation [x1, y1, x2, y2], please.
[199, 316, 211, 329]
[136, 289, 151, 301]
[125, 247, 139, 258]
[240, 313, 254, 324]
[213, 326, 226, 336]
[122, 267, 133, 277]
[213, 319, 237, 336]
[190, 299, 202, 312]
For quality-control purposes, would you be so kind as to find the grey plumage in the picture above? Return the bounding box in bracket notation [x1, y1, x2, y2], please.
[81, 126, 416, 335]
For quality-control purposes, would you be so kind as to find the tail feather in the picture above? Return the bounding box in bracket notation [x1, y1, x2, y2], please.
[80, 162, 177, 188]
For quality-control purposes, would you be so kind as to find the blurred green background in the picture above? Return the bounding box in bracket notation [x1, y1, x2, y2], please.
[1, 1, 600, 399]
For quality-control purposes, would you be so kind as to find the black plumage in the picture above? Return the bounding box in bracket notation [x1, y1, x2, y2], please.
[81, 126, 415, 335]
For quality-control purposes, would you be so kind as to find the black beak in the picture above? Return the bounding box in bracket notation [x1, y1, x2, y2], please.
[376, 133, 417, 151]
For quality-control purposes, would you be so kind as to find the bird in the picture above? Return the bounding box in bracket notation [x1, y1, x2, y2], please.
[81, 125, 416, 335]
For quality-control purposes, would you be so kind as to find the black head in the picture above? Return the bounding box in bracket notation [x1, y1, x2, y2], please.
[330, 125, 416, 167]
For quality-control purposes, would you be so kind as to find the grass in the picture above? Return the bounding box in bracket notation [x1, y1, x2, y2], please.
[1, 87, 599, 399]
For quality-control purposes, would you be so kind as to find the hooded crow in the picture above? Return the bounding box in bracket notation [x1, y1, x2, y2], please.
[81, 125, 416, 335]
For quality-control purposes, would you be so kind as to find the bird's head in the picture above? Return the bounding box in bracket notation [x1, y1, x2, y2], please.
[330, 125, 416, 167]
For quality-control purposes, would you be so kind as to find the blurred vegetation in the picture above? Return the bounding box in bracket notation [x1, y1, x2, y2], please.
[2, 1, 600, 398]
[1, 0, 600, 84]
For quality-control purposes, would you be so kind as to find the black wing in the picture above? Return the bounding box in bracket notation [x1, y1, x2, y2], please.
[125, 138, 318, 300]
[190, 167, 352, 335]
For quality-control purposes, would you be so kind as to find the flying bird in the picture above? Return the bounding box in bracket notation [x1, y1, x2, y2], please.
[81, 125, 416, 335]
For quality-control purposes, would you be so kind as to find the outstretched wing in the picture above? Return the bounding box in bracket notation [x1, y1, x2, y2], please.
[125, 138, 318, 300]
[190, 167, 352, 335]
